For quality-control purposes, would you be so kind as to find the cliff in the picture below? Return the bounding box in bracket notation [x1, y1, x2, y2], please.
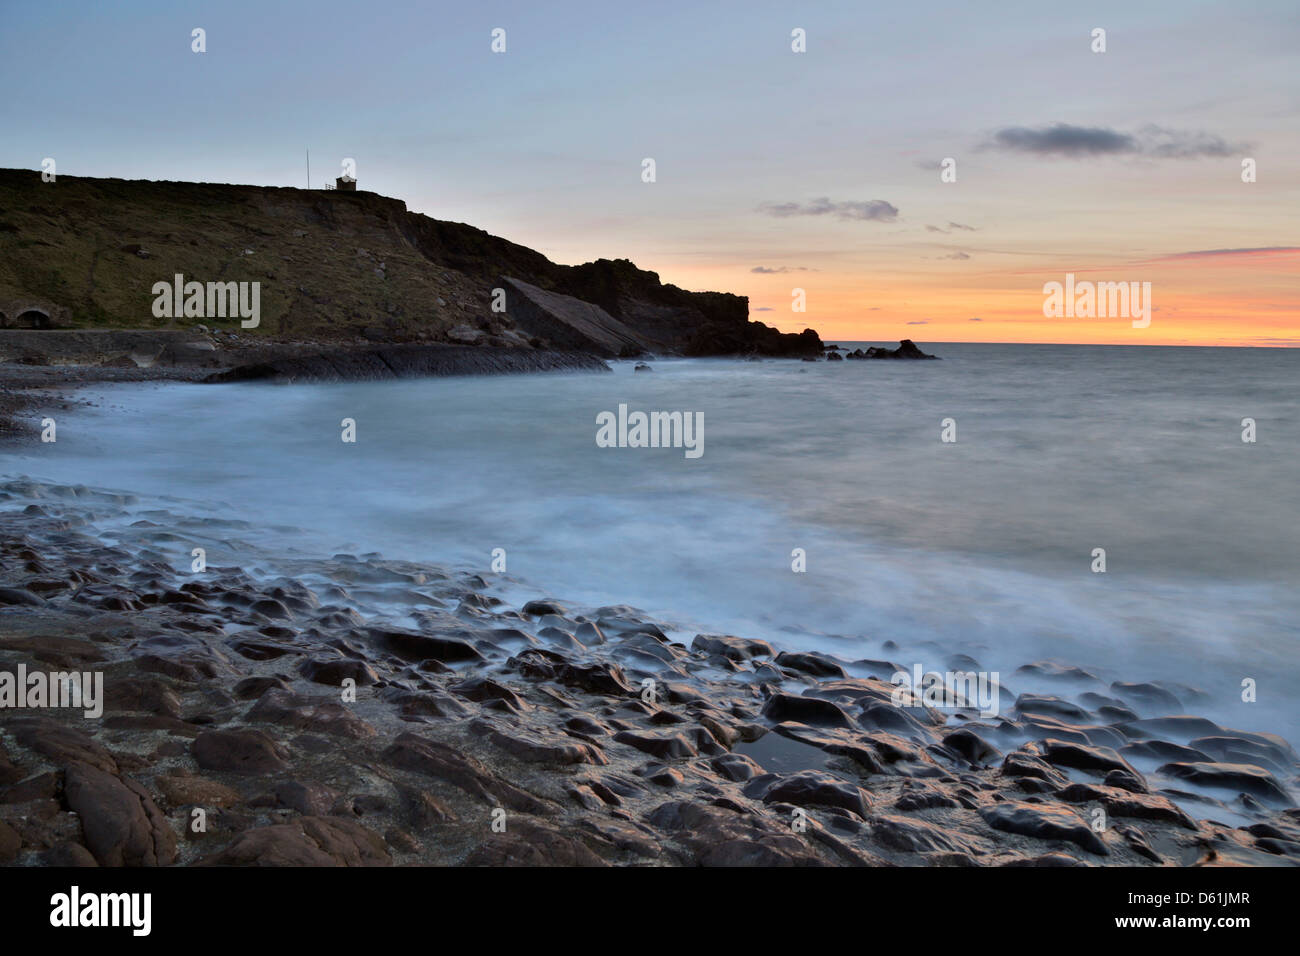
[0, 170, 820, 358]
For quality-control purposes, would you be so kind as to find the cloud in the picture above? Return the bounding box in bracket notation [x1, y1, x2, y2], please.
[750, 265, 816, 274]
[988, 123, 1136, 156]
[758, 197, 899, 222]
[906, 320, 929, 325]
[1147, 246, 1300, 262]
[1139, 125, 1242, 159]
[968, 317, 983, 321]
[937, 252, 971, 260]
[983, 123, 1246, 158]
[926, 222, 977, 234]
[753, 306, 774, 311]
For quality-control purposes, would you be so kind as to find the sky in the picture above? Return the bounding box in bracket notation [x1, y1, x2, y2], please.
[1, 0, 1296, 345]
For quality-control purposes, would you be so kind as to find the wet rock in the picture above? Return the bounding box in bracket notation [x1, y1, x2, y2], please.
[477, 722, 608, 766]
[761, 693, 856, 729]
[509, 650, 635, 697]
[384, 827, 422, 854]
[1055, 783, 1198, 830]
[192, 729, 290, 774]
[894, 784, 961, 811]
[522, 599, 567, 617]
[450, 677, 531, 712]
[858, 700, 941, 738]
[232, 676, 294, 700]
[941, 729, 1002, 766]
[297, 657, 379, 686]
[382, 732, 555, 815]
[64, 762, 178, 866]
[1019, 713, 1122, 749]
[104, 677, 183, 718]
[1121, 715, 1222, 740]
[9, 717, 118, 774]
[774, 651, 846, 678]
[1189, 734, 1296, 775]
[228, 639, 300, 661]
[1015, 661, 1098, 682]
[692, 634, 774, 661]
[872, 814, 982, 855]
[0, 634, 104, 666]
[769, 725, 884, 774]
[1254, 837, 1300, 859]
[614, 730, 698, 760]
[274, 780, 340, 816]
[368, 627, 484, 664]
[1121, 739, 1211, 764]
[744, 771, 873, 819]
[1113, 823, 1163, 863]
[980, 801, 1108, 856]
[40, 842, 98, 866]
[1016, 695, 1092, 721]
[860, 731, 936, 767]
[565, 714, 610, 737]
[1000, 750, 1068, 787]
[686, 725, 729, 757]
[1, 771, 59, 804]
[567, 782, 606, 810]
[712, 753, 765, 782]
[390, 690, 473, 719]
[464, 817, 607, 866]
[1103, 769, 1149, 793]
[247, 688, 376, 738]
[1111, 681, 1182, 714]
[576, 817, 660, 859]
[647, 800, 826, 866]
[0, 586, 44, 606]
[249, 597, 291, 619]
[395, 783, 458, 828]
[134, 652, 219, 682]
[199, 816, 391, 866]
[1041, 739, 1135, 776]
[1158, 762, 1291, 805]
[647, 766, 685, 787]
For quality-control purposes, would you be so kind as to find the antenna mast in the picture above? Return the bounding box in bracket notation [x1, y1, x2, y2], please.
[306, 148, 311, 189]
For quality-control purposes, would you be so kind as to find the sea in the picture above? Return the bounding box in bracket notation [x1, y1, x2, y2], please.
[8, 343, 1299, 746]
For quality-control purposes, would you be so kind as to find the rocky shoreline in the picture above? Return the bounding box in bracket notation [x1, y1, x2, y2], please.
[1, 477, 1297, 867]
[0, 337, 609, 442]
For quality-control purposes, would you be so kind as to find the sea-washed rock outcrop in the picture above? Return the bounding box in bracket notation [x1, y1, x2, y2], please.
[204, 344, 609, 384]
[844, 339, 939, 360]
